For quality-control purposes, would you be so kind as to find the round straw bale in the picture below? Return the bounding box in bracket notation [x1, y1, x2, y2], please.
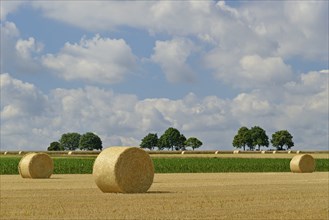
[288, 150, 292, 154]
[181, 151, 185, 155]
[4, 151, 7, 155]
[18, 153, 54, 178]
[290, 154, 315, 173]
[68, 151, 73, 155]
[261, 150, 266, 154]
[215, 151, 219, 154]
[233, 150, 240, 154]
[93, 147, 154, 193]
[296, 150, 301, 154]
[272, 151, 277, 154]
[18, 151, 22, 155]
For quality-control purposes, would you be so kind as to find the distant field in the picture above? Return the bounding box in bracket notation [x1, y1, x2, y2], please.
[1, 155, 328, 174]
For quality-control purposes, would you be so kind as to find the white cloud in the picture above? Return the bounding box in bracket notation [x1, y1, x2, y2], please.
[42, 35, 136, 84]
[0, 73, 47, 119]
[151, 38, 196, 83]
[1, 21, 43, 73]
[2, 70, 327, 151]
[240, 1, 329, 60]
[206, 53, 293, 89]
[0, 1, 25, 21]
[15, 37, 44, 60]
[239, 55, 293, 85]
[1, 1, 328, 151]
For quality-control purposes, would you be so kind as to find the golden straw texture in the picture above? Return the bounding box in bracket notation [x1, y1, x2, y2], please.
[290, 154, 315, 173]
[93, 147, 154, 193]
[18, 153, 54, 178]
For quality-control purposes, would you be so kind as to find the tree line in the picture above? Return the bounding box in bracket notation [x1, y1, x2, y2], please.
[140, 127, 202, 151]
[233, 126, 294, 151]
[47, 132, 102, 151]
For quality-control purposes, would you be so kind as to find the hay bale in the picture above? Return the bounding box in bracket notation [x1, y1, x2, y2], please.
[233, 150, 240, 154]
[18, 151, 22, 155]
[273, 151, 277, 154]
[215, 151, 219, 154]
[296, 150, 301, 154]
[4, 151, 7, 155]
[18, 153, 54, 178]
[181, 151, 185, 155]
[68, 151, 73, 155]
[261, 150, 266, 154]
[290, 154, 315, 173]
[93, 147, 154, 193]
[288, 150, 292, 154]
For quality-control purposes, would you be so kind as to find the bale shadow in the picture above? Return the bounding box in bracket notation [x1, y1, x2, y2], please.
[147, 191, 173, 194]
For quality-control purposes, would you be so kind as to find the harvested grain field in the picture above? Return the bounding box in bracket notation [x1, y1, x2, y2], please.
[1, 173, 328, 219]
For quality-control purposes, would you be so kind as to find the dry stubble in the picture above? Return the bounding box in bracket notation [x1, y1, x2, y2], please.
[0, 172, 328, 219]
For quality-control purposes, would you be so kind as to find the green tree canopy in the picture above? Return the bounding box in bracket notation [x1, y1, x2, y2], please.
[79, 132, 102, 151]
[158, 127, 181, 151]
[47, 141, 62, 151]
[232, 127, 252, 151]
[250, 126, 269, 151]
[185, 137, 203, 150]
[59, 132, 81, 150]
[176, 134, 187, 150]
[140, 133, 158, 150]
[271, 130, 294, 150]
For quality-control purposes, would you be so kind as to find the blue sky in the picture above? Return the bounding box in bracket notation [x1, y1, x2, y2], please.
[1, 1, 328, 151]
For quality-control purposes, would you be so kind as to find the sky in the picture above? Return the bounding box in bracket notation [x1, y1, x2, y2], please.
[0, 1, 328, 151]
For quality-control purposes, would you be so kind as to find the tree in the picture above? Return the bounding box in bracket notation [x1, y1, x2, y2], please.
[47, 141, 62, 151]
[59, 132, 81, 150]
[185, 137, 203, 150]
[176, 134, 187, 151]
[232, 127, 252, 151]
[140, 133, 158, 150]
[158, 127, 181, 151]
[271, 130, 294, 150]
[250, 126, 269, 151]
[79, 132, 102, 151]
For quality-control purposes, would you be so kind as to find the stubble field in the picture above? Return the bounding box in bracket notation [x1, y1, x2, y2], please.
[1, 172, 328, 219]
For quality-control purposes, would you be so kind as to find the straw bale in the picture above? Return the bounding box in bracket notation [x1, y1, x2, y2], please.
[288, 150, 292, 154]
[18, 151, 22, 155]
[296, 150, 301, 154]
[233, 150, 240, 154]
[273, 151, 277, 154]
[290, 154, 315, 173]
[18, 153, 54, 178]
[68, 151, 73, 155]
[93, 147, 154, 193]
[4, 151, 7, 155]
[181, 151, 185, 155]
[261, 151, 266, 154]
[215, 151, 219, 154]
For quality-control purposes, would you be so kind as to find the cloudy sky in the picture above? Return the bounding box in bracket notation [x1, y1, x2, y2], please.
[1, 1, 328, 151]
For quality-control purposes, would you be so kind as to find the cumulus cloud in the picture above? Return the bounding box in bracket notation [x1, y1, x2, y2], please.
[15, 37, 44, 60]
[3, 1, 326, 87]
[1, 21, 43, 74]
[0, 1, 25, 21]
[206, 52, 293, 89]
[239, 1, 328, 60]
[42, 35, 136, 84]
[151, 38, 197, 83]
[1, 71, 327, 151]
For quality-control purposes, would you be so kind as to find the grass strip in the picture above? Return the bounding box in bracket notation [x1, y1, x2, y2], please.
[0, 157, 328, 175]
